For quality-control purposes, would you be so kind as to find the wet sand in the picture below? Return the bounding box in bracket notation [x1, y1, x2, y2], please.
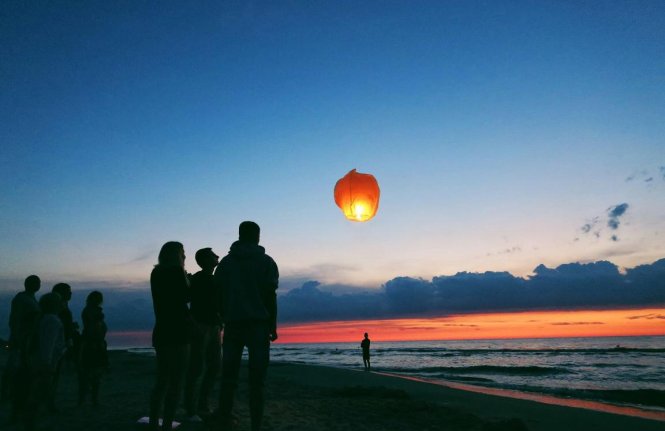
[0, 349, 663, 431]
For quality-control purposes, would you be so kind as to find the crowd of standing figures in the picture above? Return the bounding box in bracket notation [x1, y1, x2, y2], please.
[1, 277, 108, 430]
[1, 221, 280, 431]
[148, 221, 279, 431]
[1, 221, 376, 431]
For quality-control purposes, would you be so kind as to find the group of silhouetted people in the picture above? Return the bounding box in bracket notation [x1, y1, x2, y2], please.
[3, 220, 376, 431]
[1, 276, 108, 430]
[149, 221, 279, 431]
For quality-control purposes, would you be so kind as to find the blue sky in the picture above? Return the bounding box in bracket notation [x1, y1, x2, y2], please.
[1, 1, 664, 291]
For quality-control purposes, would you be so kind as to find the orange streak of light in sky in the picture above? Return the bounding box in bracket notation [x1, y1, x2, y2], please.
[276, 308, 665, 344]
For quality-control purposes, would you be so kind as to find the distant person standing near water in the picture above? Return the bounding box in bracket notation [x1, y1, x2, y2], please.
[183, 247, 221, 420]
[149, 241, 197, 431]
[215, 221, 279, 431]
[361, 333, 371, 371]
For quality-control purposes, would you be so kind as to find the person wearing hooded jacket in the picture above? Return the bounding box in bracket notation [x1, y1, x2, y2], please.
[215, 221, 278, 431]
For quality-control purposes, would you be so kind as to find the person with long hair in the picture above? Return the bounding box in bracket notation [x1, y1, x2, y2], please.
[78, 290, 107, 406]
[149, 241, 195, 431]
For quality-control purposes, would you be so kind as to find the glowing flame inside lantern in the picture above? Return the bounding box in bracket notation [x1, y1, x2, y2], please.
[353, 202, 367, 221]
[334, 169, 380, 222]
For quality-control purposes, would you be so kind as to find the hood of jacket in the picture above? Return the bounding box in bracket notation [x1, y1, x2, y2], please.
[229, 240, 266, 259]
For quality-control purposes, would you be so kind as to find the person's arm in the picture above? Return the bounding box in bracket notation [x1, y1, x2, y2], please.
[214, 262, 226, 324]
[266, 290, 277, 341]
[266, 258, 279, 341]
[179, 269, 200, 337]
[8, 297, 18, 343]
[99, 311, 108, 338]
[185, 272, 193, 303]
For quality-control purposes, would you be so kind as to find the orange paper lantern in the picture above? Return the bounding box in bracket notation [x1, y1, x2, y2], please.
[334, 169, 380, 222]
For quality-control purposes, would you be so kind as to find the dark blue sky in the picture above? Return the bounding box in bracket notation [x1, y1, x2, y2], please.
[1, 1, 664, 288]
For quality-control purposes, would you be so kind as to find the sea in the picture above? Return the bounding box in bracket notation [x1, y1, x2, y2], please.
[116, 335, 665, 412]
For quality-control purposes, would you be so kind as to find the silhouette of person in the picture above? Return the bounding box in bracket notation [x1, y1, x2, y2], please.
[78, 291, 108, 406]
[361, 333, 371, 371]
[24, 292, 67, 431]
[183, 247, 221, 421]
[149, 241, 197, 431]
[50, 282, 78, 412]
[3, 275, 41, 421]
[215, 221, 278, 431]
[51, 283, 78, 354]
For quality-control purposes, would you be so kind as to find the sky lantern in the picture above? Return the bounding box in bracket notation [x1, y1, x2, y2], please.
[334, 169, 380, 222]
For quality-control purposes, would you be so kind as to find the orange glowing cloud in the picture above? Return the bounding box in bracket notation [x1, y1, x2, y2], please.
[276, 308, 665, 344]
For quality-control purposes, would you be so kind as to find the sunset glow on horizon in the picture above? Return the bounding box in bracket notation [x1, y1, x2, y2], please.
[276, 308, 665, 344]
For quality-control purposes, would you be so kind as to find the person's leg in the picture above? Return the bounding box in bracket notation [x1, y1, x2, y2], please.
[218, 324, 244, 427]
[25, 367, 53, 431]
[23, 369, 44, 431]
[47, 356, 63, 413]
[162, 344, 189, 430]
[184, 328, 205, 416]
[78, 365, 89, 405]
[91, 367, 103, 406]
[149, 346, 171, 429]
[11, 363, 30, 424]
[6, 348, 22, 421]
[1, 346, 19, 402]
[199, 325, 221, 413]
[247, 323, 270, 431]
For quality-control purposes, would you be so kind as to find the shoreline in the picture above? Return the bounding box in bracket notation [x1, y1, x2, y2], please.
[371, 370, 665, 422]
[266, 361, 665, 431]
[269, 359, 665, 420]
[110, 345, 665, 414]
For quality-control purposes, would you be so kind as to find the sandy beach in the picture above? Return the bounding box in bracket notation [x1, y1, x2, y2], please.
[0, 349, 663, 431]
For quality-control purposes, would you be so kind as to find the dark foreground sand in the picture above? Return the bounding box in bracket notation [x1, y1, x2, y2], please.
[0, 349, 663, 431]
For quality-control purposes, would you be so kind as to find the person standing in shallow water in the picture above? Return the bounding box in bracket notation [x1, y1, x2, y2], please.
[149, 241, 197, 431]
[361, 333, 371, 371]
[78, 290, 108, 406]
[215, 221, 279, 431]
[183, 247, 221, 421]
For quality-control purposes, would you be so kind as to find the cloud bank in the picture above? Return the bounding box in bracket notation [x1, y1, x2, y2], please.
[280, 258, 665, 323]
[1, 258, 664, 335]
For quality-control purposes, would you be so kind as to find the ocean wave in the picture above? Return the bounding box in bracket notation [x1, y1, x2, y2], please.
[437, 375, 495, 383]
[488, 385, 665, 409]
[583, 362, 650, 368]
[126, 347, 155, 356]
[373, 347, 665, 355]
[385, 365, 569, 376]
